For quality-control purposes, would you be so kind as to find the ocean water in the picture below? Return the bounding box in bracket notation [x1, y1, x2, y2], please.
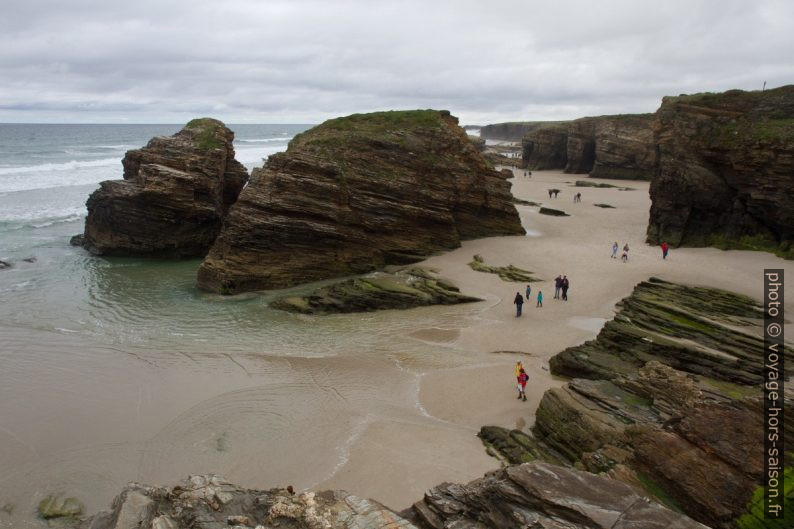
[0, 124, 494, 527]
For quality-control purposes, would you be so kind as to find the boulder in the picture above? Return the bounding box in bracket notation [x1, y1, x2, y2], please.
[73, 118, 248, 257]
[197, 110, 524, 294]
[647, 85, 794, 257]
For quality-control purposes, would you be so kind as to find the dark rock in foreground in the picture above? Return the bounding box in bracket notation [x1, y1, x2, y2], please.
[270, 268, 481, 314]
[492, 278, 794, 529]
[647, 86, 794, 257]
[197, 110, 524, 294]
[411, 461, 707, 529]
[73, 464, 704, 529]
[73, 118, 248, 257]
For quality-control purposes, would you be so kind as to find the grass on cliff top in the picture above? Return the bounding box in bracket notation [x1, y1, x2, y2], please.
[317, 110, 446, 133]
[186, 118, 222, 151]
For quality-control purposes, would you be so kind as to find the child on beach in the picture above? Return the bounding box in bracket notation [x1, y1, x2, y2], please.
[517, 368, 528, 401]
[621, 243, 629, 262]
[536, 290, 543, 307]
[611, 241, 618, 259]
[525, 284, 531, 301]
[661, 241, 669, 259]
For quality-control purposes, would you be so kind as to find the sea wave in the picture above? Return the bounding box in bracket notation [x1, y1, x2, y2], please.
[0, 158, 119, 177]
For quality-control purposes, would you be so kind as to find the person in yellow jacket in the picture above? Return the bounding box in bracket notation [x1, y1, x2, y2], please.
[514, 361, 524, 398]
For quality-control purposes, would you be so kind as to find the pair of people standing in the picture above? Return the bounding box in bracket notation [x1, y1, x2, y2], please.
[553, 275, 570, 301]
[515, 361, 528, 401]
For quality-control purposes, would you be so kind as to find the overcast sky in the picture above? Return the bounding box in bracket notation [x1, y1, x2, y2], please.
[1, 0, 791, 125]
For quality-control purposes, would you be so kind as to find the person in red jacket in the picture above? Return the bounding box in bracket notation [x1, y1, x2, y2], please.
[661, 241, 669, 260]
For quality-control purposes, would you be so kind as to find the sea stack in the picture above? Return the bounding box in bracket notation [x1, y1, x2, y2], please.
[647, 86, 794, 255]
[72, 118, 249, 257]
[197, 110, 525, 294]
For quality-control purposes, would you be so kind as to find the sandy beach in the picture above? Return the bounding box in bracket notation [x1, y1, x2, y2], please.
[1, 168, 792, 526]
[319, 167, 794, 509]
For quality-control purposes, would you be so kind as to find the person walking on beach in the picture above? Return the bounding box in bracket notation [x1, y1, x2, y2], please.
[525, 284, 532, 301]
[553, 189, 560, 198]
[514, 292, 524, 317]
[518, 368, 529, 401]
[661, 241, 669, 260]
[622, 243, 630, 262]
[553, 275, 562, 299]
[611, 241, 619, 259]
[536, 290, 543, 307]
[548, 189, 553, 199]
[561, 276, 569, 301]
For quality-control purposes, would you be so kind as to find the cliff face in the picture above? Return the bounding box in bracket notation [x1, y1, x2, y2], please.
[521, 123, 569, 170]
[73, 119, 248, 257]
[564, 115, 655, 179]
[197, 110, 524, 294]
[479, 122, 536, 141]
[647, 86, 794, 254]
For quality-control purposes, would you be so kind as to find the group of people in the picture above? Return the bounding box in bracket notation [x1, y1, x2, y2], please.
[611, 241, 670, 261]
[547, 189, 560, 198]
[512, 286, 543, 315]
[553, 275, 570, 300]
[611, 241, 630, 261]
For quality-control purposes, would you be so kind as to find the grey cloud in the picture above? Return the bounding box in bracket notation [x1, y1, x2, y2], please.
[0, 0, 791, 124]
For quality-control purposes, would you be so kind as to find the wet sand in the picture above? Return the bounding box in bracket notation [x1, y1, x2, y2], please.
[1, 169, 792, 525]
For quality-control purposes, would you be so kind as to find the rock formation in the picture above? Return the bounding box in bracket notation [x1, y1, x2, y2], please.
[270, 268, 481, 314]
[483, 278, 793, 529]
[521, 122, 569, 170]
[647, 86, 794, 257]
[411, 461, 708, 529]
[564, 114, 655, 179]
[480, 122, 541, 141]
[72, 464, 705, 529]
[197, 110, 524, 294]
[72, 118, 248, 257]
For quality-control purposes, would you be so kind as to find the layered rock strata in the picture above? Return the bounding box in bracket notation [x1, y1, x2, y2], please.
[483, 278, 793, 528]
[270, 268, 481, 314]
[197, 110, 524, 294]
[647, 86, 794, 256]
[521, 123, 569, 170]
[72, 119, 248, 257]
[411, 461, 708, 529]
[564, 115, 655, 179]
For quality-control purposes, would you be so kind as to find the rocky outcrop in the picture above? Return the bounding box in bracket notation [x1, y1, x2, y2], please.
[521, 122, 569, 170]
[72, 465, 705, 529]
[564, 115, 655, 179]
[647, 86, 794, 257]
[270, 268, 481, 314]
[72, 119, 249, 257]
[197, 110, 524, 294]
[467, 254, 537, 282]
[75, 474, 416, 529]
[411, 461, 708, 529]
[500, 278, 794, 529]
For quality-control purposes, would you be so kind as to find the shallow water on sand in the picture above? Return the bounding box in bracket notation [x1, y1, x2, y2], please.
[0, 125, 497, 526]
